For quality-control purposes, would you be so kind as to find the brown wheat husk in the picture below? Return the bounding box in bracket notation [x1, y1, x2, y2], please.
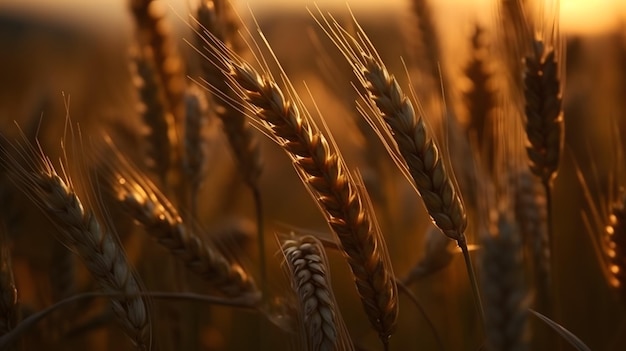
[132, 51, 174, 185]
[195, 0, 262, 189]
[111, 156, 259, 299]
[221, 58, 398, 345]
[320, 23, 467, 242]
[463, 25, 497, 175]
[481, 212, 531, 351]
[130, 0, 186, 125]
[523, 40, 564, 187]
[605, 192, 626, 302]
[512, 168, 551, 312]
[182, 86, 208, 214]
[280, 234, 354, 351]
[1, 142, 151, 349]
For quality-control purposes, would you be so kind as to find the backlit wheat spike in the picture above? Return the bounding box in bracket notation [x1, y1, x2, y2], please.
[482, 213, 531, 351]
[318, 18, 467, 242]
[512, 169, 550, 311]
[523, 40, 563, 186]
[196, 0, 262, 189]
[130, 0, 186, 124]
[463, 25, 497, 174]
[112, 161, 259, 299]
[132, 54, 172, 183]
[281, 235, 354, 351]
[182, 86, 208, 213]
[315, 11, 485, 329]
[605, 192, 626, 302]
[1, 142, 150, 349]
[223, 59, 398, 346]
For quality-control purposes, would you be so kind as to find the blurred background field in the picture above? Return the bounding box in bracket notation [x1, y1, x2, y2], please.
[1, 0, 626, 350]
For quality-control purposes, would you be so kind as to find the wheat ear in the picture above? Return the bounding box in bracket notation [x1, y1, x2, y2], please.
[604, 192, 626, 302]
[195, 0, 262, 189]
[1, 143, 150, 349]
[409, 0, 443, 92]
[316, 16, 466, 241]
[195, 0, 266, 297]
[111, 158, 259, 299]
[281, 235, 354, 351]
[512, 169, 551, 312]
[130, 0, 185, 124]
[521, 14, 564, 320]
[219, 58, 398, 345]
[182, 86, 208, 215]
[315, 13, 485, 328]
[523, 40, 563, 188]
[481, 213, 531, 351]
[132, 52, 173, 184]
[463, 25, 497, 174]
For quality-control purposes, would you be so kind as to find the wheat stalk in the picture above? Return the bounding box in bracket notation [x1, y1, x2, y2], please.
[315, 13, 488, 331]
[195, 0, 262, 190]
[130, 0, 186, 125]
[111, 160, 259, 299]
[512, 168, 551, 312]
[523, 40, 563, 187]
[194, 0, 267, 298]
[216, 55, 398, 345]
[481, 212, 531, 351]
[317, 16, 467, 242]
[182, 86, 208, 215]
[132, 54, 173, 184]
[1, 142, 150, 349]
[604, 192, 626, 302]
[520, 8, 564, 323]
[281, 234, 353, 351]
[463, 25, 497, 174]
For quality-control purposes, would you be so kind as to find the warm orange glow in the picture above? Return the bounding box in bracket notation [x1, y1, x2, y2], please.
[1, 0, 625, 35]
[611, 264, 620, 275]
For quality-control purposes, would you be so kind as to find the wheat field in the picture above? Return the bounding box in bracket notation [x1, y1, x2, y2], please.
[0, 0, 625, 350]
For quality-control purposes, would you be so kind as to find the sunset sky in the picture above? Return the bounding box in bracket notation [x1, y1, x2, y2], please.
[1, 0, 625, 35]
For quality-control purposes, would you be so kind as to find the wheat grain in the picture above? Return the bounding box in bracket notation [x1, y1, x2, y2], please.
[1, 143, 150, 349]
[112, 162, 259, 299]
[523, 40, 563, 186]
[223, 59, 398, 345]
[132, 53, 173, 184]
[320, 21, 467, 242]
[196, 0, 263, 189]
[130, 0, 186, 125]
[281, 235, 353, 351]
[605, 192, 626, 302]
[463, 26, 497, 174]
[512, 169, 550, 311]
[182, 86, 208, 213]
[481, 212, 530, 351]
